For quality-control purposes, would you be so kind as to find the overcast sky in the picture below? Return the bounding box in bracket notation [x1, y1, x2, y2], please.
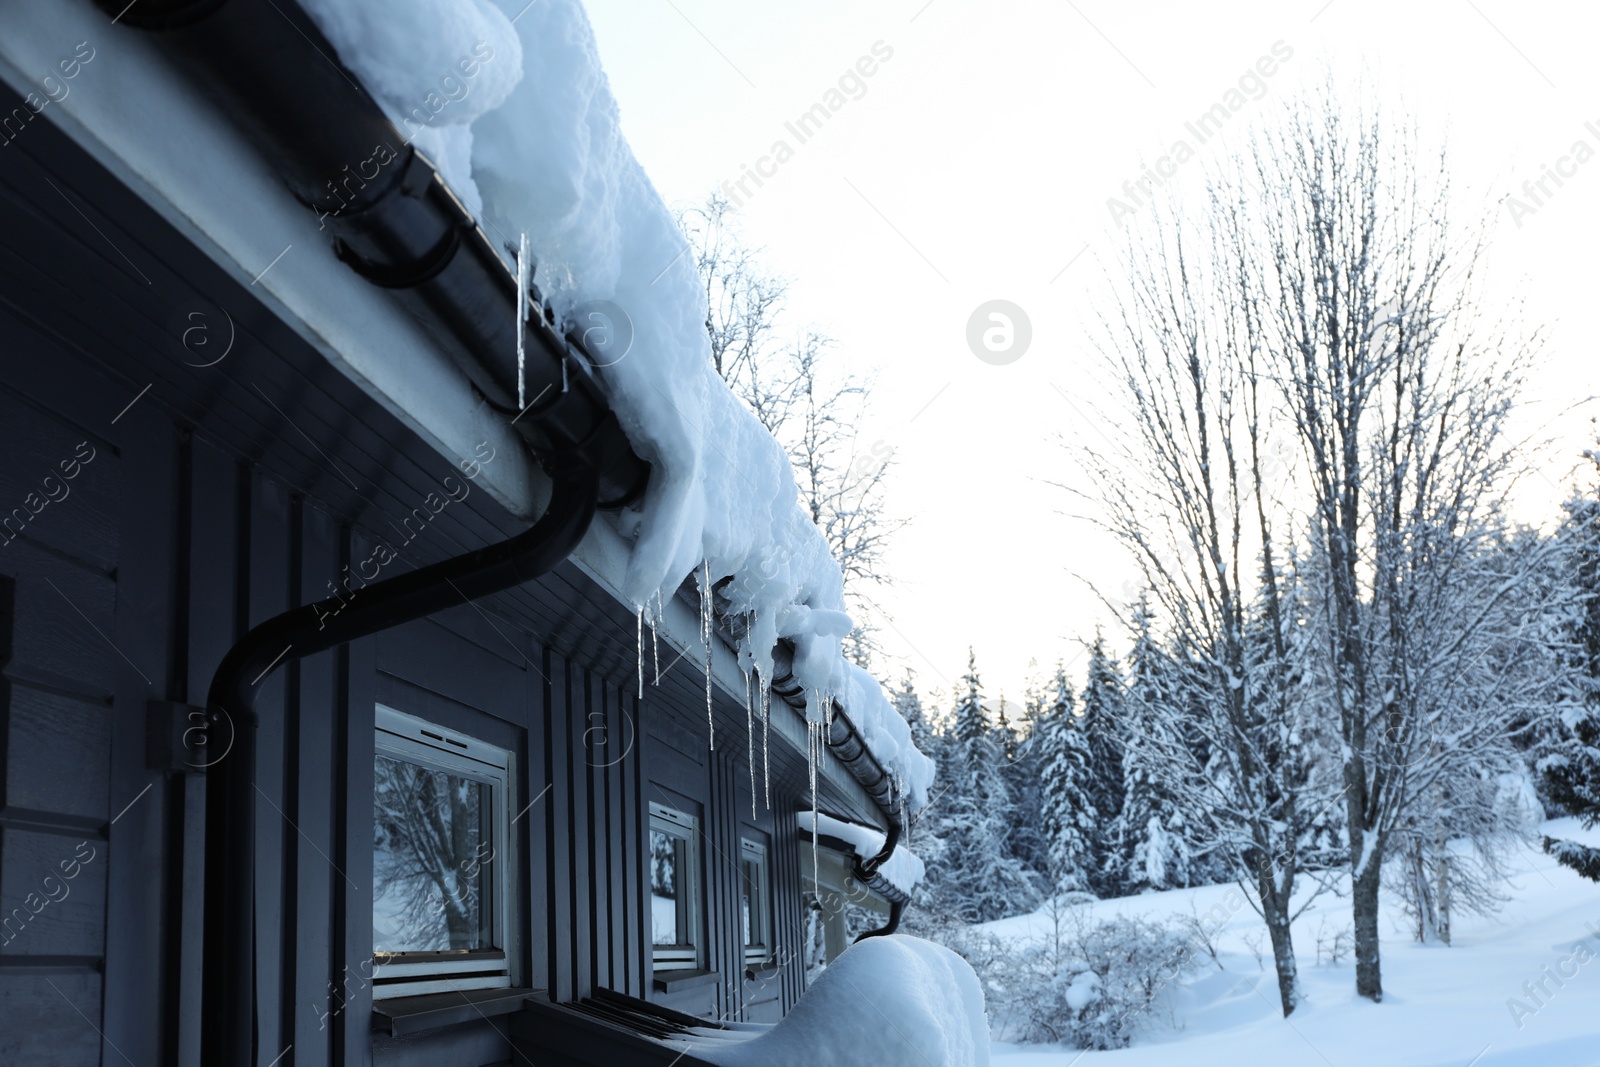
[582, 0, 1600, 711]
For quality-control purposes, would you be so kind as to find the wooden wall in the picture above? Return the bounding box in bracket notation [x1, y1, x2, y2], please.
[0, 369, 119, 1067]
[0, 89, 817, 1067]
[0, 323, 815, 1067]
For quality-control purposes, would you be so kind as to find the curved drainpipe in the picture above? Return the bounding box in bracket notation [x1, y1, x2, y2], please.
[768, 645, 917, 935]
[854, 901, 906, 943]
[202, 466, 597, 1064]
[852, 818, 909, 941]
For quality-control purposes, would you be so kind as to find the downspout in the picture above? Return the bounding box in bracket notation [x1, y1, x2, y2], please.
[202, 465, 598, 1065]
[853, 901, 905, 943]
[768, 638, 918, 937]
[852, 820, 908, 943]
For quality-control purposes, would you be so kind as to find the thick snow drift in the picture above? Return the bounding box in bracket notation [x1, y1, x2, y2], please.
[297, 0, 933, 808]
[985, 818, 1600, 1066]
[685, 936, 990, 1067]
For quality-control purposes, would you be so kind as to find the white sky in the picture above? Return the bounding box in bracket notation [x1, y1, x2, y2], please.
[582, 0, 1600, 709]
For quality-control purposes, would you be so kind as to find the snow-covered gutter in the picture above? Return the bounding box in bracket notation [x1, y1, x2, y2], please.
[0, 0, 899, 833]
[51, 3, 650, 1063]
[4, 1, 936, 1057]
[797, 811, 925, 904]
[278, 0, 937, 814]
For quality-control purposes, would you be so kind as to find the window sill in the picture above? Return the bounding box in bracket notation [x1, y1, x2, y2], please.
[372, 986, 542, 1036]
[652, 968, 720, 993]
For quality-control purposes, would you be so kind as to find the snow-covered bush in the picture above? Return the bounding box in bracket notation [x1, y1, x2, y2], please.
[930, 898, 1201, 1051]
[1014, 908, 1198, 1049]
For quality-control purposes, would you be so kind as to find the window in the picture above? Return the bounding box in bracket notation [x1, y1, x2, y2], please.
[740, 838, 773, 966]
[649, 802, 702, 972]
[371, 705, 512, 999]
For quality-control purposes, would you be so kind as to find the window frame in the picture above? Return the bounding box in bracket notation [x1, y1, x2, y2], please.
[371, 704, 514, 1000]
[648, 801, 703, 972]
[740, 837, 774, 966]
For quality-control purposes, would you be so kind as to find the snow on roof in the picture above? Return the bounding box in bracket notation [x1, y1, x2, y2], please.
[680, 935, 990, 1067]
[297, 0, 934, 809]
[798, 811, 927, 895]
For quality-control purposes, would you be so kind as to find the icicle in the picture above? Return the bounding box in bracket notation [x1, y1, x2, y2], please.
[515, 232, 529, 410]
[809, 720, 820, 899]
[701, 560, 714, 751]
[745, 669, 756, 819]
[761, 671, 771, 810]
[561, 353, 570, 393]
[651, 591, 661, 686]
[898, 772, 909, 845]
[636, 607, 644, 699]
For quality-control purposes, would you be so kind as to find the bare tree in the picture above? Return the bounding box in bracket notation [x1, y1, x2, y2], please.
[1078, 182, 1338, 1016]
[1077, 77, 1551, 1010]
[1242, 84, 1543, 1000]
[677, 194, 798, 433]
[679, 194, 906, 664]
[372, 757, 488, 952]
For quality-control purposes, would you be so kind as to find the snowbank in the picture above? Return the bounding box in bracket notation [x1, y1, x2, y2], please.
[686, 936, 990, 1067]
[297, 0, 934, 808]
[983, 818, 1600, 1065]
[798, 811, 927, 893]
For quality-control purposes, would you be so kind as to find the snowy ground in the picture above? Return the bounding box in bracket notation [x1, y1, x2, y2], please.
[985, 818, 1600, 1067]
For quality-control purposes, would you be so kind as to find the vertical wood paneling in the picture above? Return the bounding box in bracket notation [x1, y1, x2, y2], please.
[605, 684, 627, 994]
[103, 409, 177, 1067]
[622, 689, 644, 999]
[587, 674, 609, 991]
[569, 663, 592, 1000]
[249, 472, 293, 1067]
[775, 808, 806, 1011]
[291, 504, 344, 1067]
[544, 652, 573, 1002]
[526, 646, 550, 996]
[339, 617, 376, 1067]
[177, 437, 240, 1067]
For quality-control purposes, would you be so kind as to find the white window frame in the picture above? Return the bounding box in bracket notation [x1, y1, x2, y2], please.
[649, 802, 703, 972]
[740, 838, 774, 966]
[371, 705, 513, 1000]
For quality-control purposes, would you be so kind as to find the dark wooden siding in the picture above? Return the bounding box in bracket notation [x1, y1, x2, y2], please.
[0, 372, 120, 1067]
[0, 87, 821, 1067]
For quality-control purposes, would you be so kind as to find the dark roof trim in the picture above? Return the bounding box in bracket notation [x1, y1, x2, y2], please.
[98, 0, 650, 511]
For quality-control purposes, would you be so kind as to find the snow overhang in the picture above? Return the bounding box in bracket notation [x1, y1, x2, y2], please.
[4, 0, 934, 830]
[0, 0, 898, 825]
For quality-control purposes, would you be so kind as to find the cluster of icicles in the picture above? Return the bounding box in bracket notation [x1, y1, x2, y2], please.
[630, 561, 856, 899]
[517, 240, 834, 893]
[516, 238, 879, 897]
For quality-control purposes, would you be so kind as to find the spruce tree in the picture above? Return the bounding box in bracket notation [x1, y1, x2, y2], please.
[1543, 458, 1600, 879]
[1037, 663, 1098, 893]
[935, 650, 1041, 920]
[1116, 599, 1192, 893]
[894, 669, 937, 757]
[1003, 673, 1050, 878]
[1079, 633, 1127, 896]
